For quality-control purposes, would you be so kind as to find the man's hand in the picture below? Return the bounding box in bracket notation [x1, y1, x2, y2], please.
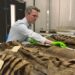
[28, 37, 52, 46]
[44, 40, 52, 46]
[28, 37, 67, 48]
[51, 41, 67, 48]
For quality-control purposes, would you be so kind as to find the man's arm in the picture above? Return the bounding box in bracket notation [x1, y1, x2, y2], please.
[18, 24, 50, 44]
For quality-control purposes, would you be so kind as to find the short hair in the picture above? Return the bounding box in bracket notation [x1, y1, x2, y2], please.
[25, 6, 40, 15]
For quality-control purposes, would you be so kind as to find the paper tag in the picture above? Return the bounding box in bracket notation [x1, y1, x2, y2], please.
[0, 59, 4, 70]
[11, 46, 21, 52]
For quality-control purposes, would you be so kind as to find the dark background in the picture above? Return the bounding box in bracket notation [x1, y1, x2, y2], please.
[0, 0, 26, 42]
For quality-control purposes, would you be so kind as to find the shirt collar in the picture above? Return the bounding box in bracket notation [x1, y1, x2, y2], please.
[22, 17, 29, 27]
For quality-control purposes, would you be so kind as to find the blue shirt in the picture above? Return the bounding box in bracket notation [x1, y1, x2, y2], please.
[6, 18, 46, 43]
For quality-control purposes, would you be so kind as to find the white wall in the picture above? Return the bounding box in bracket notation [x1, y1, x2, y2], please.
[35, 0, 48, 32]
[49, 0, 75, 31]
[24, 0, 33, 6]
[58, 0, 72, 31]
[49, 0, 60, 30]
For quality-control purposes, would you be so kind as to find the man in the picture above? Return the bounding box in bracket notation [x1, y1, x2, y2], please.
[6, 6, 52, 45]
[6, 6, 66, 47]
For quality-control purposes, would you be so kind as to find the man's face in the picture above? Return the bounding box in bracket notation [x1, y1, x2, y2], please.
[27, 9, 39, 24]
